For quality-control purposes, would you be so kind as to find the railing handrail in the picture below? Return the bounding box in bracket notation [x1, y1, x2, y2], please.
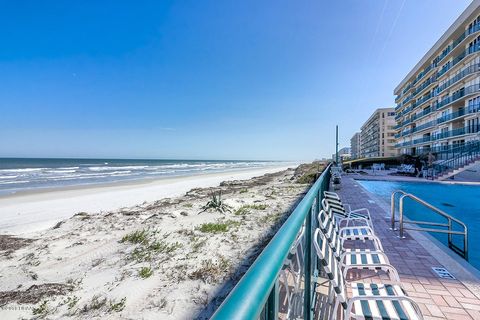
[391, 191, 468, 260]
[433, 140, 480, 177]
[399, 193, 467, 228]
[211, 163, 332, 320]
[390, 190, 408, 230]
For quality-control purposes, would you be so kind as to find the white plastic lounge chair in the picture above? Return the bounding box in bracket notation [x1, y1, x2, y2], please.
[279, 226, 305, 319]
[322, 198, 373, 230]
[318, 209, 383, 252]
[317, 211, 399, 283]
[323, 191, 372, 223]
[313, 229, 423, 320]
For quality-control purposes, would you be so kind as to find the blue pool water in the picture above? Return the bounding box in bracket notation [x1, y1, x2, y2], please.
[356, 180, 480, 270]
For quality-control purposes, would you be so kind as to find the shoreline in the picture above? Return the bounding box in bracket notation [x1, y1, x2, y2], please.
[0, 165, 294, 236]
[0, 164, 297, 199]
[0, 163, 311, 319]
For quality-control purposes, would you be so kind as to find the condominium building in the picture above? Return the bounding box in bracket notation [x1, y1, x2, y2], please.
[394, 1, 480, 156]
[360, 108, 397, 158]
[350, 132, 361, 159]
[332, 147, 351, 163]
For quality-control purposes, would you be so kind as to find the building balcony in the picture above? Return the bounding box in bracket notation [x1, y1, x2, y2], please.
[395, 125, 480, 149]
[412, 75, 437, 99]
[436, 44, 480, 79]
[437, 63, 480, 95]
[434, 83, 480, 111]
[400, 22, 480, 93]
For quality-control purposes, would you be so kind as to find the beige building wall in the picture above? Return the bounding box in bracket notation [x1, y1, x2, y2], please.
[350, 132, 361, 159]
[360, 108, 398, 158]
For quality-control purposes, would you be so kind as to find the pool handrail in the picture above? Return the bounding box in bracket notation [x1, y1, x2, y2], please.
[391, 191, 468, 260]
[211, 163, 332, 320]
[390, 190, 409, 230]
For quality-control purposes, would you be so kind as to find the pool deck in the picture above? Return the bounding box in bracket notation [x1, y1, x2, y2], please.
[336, 174, 480, 320]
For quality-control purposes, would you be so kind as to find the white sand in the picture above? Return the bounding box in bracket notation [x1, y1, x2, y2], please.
[0, 166, 293, 235]
[0, 164, 309, 320]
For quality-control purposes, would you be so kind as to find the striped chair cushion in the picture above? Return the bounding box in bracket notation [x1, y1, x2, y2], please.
[325, 199, 370, 220]
[313, 229, 347, 303]
[319, 210, 376, 259]
[324, 191, 340, 200]
[320, 209, 374, 242]
[343, 227, 371, 238]
[344, 251, 387, 266]
[350, 283, 420, 320]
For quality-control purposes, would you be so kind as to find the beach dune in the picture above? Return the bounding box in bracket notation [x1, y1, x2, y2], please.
[0, 166, 292, 235]
[0, 164, 313, 319]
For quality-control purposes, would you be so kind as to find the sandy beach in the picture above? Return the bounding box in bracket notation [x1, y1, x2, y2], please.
[0, 163, 316, 320]
[0, 165, 293, 235]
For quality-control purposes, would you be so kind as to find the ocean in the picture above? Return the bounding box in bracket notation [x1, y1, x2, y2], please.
[0, 158, 287, 196]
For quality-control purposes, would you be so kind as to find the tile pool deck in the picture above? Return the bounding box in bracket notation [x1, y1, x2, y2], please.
[334, 174, 480, 320]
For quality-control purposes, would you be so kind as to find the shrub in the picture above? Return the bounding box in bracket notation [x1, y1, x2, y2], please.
[138, 267, 153, 279]
[121, 230, 149, 244]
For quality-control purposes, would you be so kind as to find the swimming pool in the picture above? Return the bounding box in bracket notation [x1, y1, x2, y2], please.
[357, 180, 480, 270]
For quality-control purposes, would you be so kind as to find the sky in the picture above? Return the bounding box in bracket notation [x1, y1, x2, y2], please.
[0, 0, 473, 160]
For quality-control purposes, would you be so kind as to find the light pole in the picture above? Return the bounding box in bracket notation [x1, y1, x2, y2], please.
[335, 125, 339, 164]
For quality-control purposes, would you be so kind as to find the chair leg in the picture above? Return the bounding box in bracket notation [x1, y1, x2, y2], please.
[329, 299, 340, 320]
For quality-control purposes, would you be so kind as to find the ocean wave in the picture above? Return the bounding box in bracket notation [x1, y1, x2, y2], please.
[88, 166, 148, 172]
[0, 180, 30, 185]
[46, 171, 133, 180]
[0, 168, 46, 173]
[0, 175, 19, 179]
[0, 160, 284, 193]
[44, 170, 77, 174]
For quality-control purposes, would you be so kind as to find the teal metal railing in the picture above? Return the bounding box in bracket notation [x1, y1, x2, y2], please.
[211, 163, 332, 320]
[433, 140, 480, 178]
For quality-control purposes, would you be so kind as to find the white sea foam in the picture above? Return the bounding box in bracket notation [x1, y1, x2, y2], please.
[0, 168, 46, 173]
[44, 170, 77, 174]
[0, 160, 287, 195]
[88, 166, 148, 172]
[0, 180, 30, 185]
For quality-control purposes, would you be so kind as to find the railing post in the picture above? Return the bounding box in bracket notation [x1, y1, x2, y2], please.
[303, 204, 313, 320]
[448, 219, 453, 247]
[465, 229, 468, 261]
[391, 192, 396, 230]
[399, 195, 406, 239]
[316, 190, 321, 219]
[265, 280, 278, 320]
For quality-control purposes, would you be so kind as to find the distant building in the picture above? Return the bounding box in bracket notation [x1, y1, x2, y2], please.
[332, 147, 351, 163]
[350, 132, 361, 159]
[394, 1, 480, 156]
[360, 108, 397, 158]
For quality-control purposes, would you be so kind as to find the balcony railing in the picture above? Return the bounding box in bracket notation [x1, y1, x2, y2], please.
[396, 125, 480, 148]
[412, 75, 436, 99]
[411, 107, 432, 121]
[211, 164, 331, 320]
[433, 140, 480, 177]
[413, 136, 432, 145]
[434, 83, 480, 110]
[437, 44, 480, 79]
[403, 21, 480, 94]
[438, 63, 480, 94]
[398, 84, 480, 130]
[400, 112, 461, 139]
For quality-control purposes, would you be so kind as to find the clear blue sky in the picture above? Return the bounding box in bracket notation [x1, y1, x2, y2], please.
[0, 0, 472, 160]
